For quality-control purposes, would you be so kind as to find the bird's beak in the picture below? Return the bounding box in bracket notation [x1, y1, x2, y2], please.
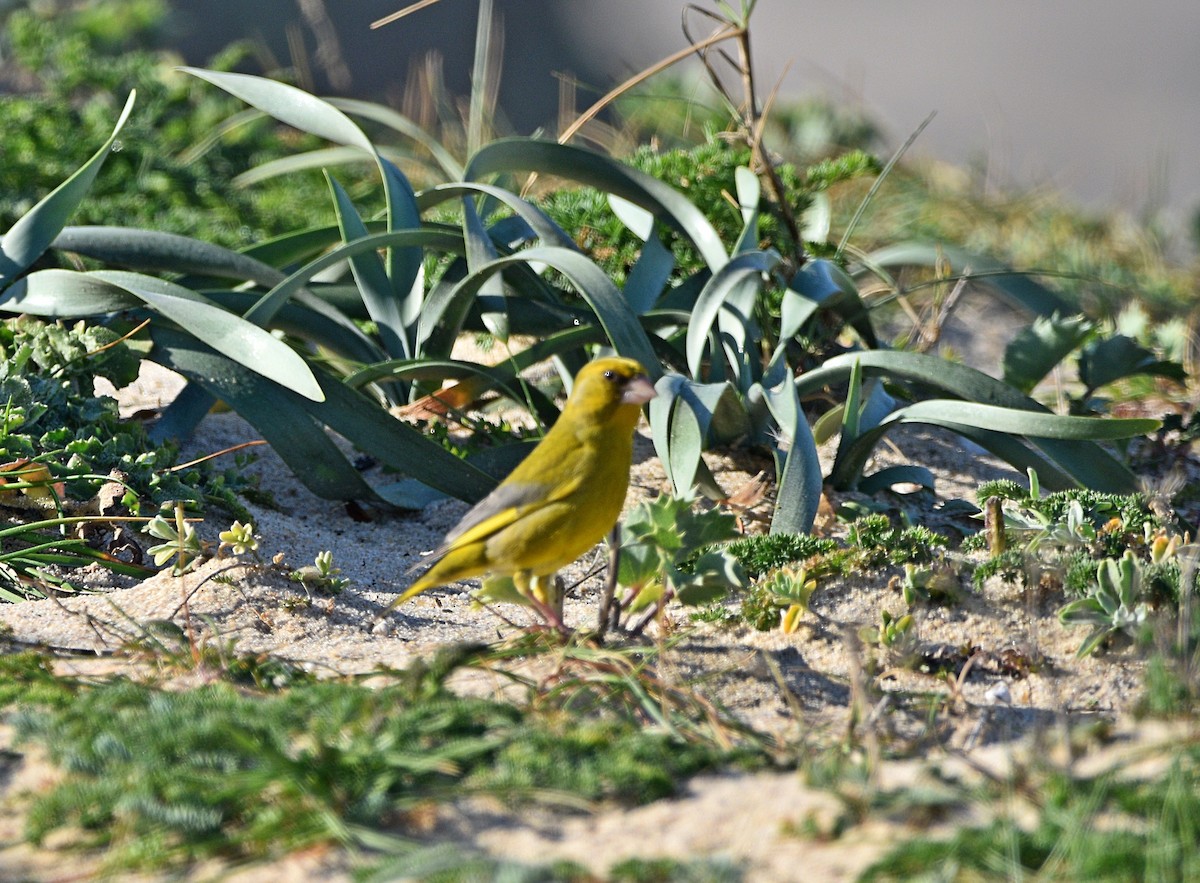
[622, 374, 657, 405]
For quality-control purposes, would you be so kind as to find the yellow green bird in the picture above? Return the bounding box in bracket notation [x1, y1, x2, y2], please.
[381, 356, 656, 623]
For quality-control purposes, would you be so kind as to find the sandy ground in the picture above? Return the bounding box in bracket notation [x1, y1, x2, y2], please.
[0, 353, 1176, 881]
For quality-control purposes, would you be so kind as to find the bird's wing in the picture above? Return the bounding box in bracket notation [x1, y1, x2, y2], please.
[441, 478, 571, 550]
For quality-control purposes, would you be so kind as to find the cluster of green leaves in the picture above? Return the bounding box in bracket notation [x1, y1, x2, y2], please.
[0, 317, 255, 513]
[862, 740, 1200, 881]
[973, 481, 1170, 569]
[729, 513, 951, 632]
[613, 493, 746, 627]
[1001, 310, 1185, 414]
[0, 648, 739, 873]
[0, 316, 266, 601]
[969, 480, 1194, 656]
[0, 0, 338, 248]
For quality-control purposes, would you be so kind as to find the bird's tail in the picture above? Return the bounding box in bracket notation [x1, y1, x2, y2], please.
[373, 545, 487, 622]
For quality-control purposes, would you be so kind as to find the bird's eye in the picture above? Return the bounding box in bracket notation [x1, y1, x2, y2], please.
[603, 369, 617, 382]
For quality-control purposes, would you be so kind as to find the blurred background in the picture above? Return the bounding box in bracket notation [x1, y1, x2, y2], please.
[157, 0, 1200, 247]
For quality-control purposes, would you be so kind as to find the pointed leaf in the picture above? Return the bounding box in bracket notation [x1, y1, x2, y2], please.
[649, 375, 704, 496]
[609, 194, 655, 241]
[181, 68, 374, 151]
[9, 269, 324, 401]
[801, 192, 832, 243]
[785, 258, 877, 346]
[326, 173, 408, 358]
[465, 138, 729, 270]
[732, 166, 760, 255]
[623, 230, 675, 315]
[1002, 313, 1095, 393]
[0, 91, 136, 284]
[376, 155, 425, 327]
[686, 250, 775, 379]
[759, 360, 822, 535]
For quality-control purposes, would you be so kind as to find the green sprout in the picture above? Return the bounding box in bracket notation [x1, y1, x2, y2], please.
[751, 566, 818, 634]
[291, 550, 349, 596]
[1058, 550, 1150, 657]
[144, 503, 203, 575]
[860, 610, 916, 651]
[900, 562, 962, 607]
[612, 493, 745, 633]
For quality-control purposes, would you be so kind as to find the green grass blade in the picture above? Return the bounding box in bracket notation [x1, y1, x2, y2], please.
[243, 229, 465, 328]
[417, 183, 577, 249]
[237, 223, 379, 271]
[891, 400, 1158, 441]
[232, 146, 376, 188]
[325, 97, 464, 178]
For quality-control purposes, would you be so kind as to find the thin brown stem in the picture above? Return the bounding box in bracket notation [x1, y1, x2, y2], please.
[558, 24, 743, 146]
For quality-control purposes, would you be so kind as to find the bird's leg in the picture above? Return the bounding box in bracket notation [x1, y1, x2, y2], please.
[516, 572, 570, 636]
[550, 574, 566, 623]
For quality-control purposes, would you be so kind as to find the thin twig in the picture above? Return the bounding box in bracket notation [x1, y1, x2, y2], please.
[557, 24, 744, 146]
[371, 0, 444, 30]
[596, 525, 621, 639]
[168, 440, 268, 473]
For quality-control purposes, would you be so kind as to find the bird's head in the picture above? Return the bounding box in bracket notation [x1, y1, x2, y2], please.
[566, 357, 656, 429]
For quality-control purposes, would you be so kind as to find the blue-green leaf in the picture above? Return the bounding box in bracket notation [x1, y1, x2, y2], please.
[8, 269, 324, 402]
[0, 92, 136, 285]
[181, 68, 373, 151]
[465, 138, 729, 270]
[326, 173, 408, 359]
[758, 359, 822, 535]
